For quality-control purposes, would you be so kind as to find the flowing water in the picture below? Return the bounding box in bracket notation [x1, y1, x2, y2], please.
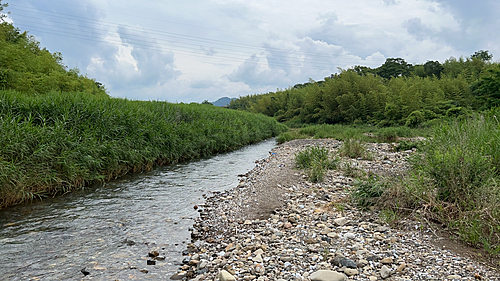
[0, 139, 277, 280]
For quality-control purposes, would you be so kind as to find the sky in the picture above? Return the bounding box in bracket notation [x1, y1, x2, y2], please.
[5, 0, 500, 103]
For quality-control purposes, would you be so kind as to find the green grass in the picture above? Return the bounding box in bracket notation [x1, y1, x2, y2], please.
[377, 110, 500, 257]
[275, 123, 430, 144]
[0, 90, 288, 208]
[339, 138, 371, 159]
[276, 130, 309, 144]
[295, 146, 338, 182]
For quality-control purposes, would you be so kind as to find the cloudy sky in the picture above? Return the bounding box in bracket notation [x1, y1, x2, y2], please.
[5, 0, 500, 102]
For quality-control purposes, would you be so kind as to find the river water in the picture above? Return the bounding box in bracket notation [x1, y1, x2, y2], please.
[0, 139, 277, 280]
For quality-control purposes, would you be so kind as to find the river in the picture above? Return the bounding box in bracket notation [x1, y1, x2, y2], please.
[0, 139, 277, 280]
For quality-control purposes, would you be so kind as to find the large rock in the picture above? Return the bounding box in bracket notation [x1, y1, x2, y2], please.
[310, 270, 347, 281]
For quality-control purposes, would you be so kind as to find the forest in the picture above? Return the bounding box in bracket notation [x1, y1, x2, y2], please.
[229, 51, 500, 128]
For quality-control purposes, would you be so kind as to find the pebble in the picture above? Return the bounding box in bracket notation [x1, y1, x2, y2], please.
[168, 139, 500, 281]
[218, 270, 236, 281]
[380, 265, 391, 279]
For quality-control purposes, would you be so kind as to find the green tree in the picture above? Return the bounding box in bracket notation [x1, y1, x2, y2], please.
[0, 1, 8, 23]
[471, 50, 493, 62]
[471, 65, 500, 108]
[377, 58, 413, 79]
[424, 60, 444, 78]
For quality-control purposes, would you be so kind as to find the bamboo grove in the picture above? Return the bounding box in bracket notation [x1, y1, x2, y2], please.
[229, 52, 500, 128]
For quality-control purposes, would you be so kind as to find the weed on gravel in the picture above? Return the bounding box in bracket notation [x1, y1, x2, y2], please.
[295, 146, 339, 183]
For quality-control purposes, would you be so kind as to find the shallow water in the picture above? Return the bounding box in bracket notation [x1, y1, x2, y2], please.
[0, 139, 276, 280]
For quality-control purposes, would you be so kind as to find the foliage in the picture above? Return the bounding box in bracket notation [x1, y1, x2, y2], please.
[0, 90, 287, 208]
[380, 112, 500, 256]
[412, 113, 499, 206]
[391, 140, 421, 152]
[276, 130, 308, 144]
[295, 146, 338, 182]
[471, 64, 500, 109]
[0, 20, 107, 96]
[351, 176, 384, 208]
[339, 138, 370, 159]
[377, 58, 413, 79]
[228, 51, 497, 128]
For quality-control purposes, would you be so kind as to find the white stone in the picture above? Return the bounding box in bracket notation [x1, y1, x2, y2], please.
[380, 265, 391, 279]
[219, 270, 236, 281]
[310, 270, 347, 281]
[334, 217, 349, 226]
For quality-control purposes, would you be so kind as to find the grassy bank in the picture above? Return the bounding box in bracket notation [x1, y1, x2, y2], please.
[0, 90, 288, 209]
[277, 123, 431, 144]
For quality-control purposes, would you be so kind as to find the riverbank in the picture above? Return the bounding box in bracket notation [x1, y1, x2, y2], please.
[171, 139, 499, 280]
[0, 91, 287, 209]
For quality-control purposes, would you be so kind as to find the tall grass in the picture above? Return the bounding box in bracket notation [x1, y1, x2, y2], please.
[381, 111, 500, 256]
[0, 90, 288, 208]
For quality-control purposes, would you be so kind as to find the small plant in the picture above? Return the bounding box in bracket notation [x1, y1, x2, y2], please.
[295, 146, 338, 182]
[351, 176, 384, 209]
[392, 140, 421, 152]
[342, 161, 363, 178]
[380, 208, 399, 225]
[339, 138, 371, 159]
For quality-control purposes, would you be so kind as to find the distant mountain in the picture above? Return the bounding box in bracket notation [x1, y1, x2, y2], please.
[211, 97, 235, 107]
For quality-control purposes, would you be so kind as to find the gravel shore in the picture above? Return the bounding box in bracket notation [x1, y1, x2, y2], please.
[169, 139, 500, 281]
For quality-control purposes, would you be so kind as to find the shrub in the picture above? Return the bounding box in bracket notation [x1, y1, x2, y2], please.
[351, 176, 384, 208]
[398, 111, 500, 255]
[339, 138, 370, 159]
[295, 146, 338, 182]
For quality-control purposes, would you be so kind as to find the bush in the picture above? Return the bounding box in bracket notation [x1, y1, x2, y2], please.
[392, 140, 422, 152]
[401, 111, 500, 254]
[295, 146, 338, 182]
[339, 138, 370, 159]
[413, 114, 499, 206]
[376, 126, 413, 142]
[351, 176, 384, 208]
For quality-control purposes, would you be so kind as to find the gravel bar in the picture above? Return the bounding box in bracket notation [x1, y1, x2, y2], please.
[168, 139, 500, 281]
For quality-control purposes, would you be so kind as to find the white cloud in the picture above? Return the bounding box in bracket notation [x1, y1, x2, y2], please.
[7, 0, 500, 102]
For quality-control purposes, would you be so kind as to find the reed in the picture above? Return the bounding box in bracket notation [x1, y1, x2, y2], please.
[0, 90, 288, 208]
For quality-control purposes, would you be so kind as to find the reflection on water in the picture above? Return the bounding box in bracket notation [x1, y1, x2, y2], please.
[0, 139, 276, 280]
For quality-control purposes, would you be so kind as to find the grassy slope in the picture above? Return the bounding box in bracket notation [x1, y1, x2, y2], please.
[0, 90, 288, 208]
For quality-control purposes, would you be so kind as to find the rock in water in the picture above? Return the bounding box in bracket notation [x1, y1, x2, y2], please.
[218, 270, 236, 281]
[81, 268, 90, 276]
[310, 270, 347, 281]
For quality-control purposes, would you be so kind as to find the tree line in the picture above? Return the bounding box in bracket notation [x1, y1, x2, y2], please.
[228, 51, 500, 127]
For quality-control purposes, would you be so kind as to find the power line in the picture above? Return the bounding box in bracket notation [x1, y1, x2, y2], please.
[9, 3, 352, 61]
[18, 23, 336, 71]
